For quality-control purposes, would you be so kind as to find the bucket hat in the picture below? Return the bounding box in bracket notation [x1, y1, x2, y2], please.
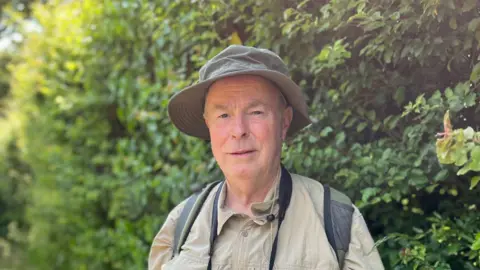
[167, 45, 312, 140]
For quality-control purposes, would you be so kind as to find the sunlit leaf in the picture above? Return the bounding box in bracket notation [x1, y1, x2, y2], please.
[470, 176, 480, 190]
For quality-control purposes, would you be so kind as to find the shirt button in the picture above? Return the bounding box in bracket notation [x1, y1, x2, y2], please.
[241, 231, 248, 237]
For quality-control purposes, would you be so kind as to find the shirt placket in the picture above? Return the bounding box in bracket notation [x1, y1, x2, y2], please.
[232, 217, 253, 269]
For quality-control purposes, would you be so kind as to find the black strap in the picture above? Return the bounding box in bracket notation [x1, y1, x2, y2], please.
[172, 193, 198, 255]
[268, 165, 292, 270]
[207, 165, 292, 270]
[172, 180, 222, 258]
[323, 184, 339, 262]
[207, 181, 224, 270]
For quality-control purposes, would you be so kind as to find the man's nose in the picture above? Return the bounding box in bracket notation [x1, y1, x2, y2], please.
[231, 115, 249, 139]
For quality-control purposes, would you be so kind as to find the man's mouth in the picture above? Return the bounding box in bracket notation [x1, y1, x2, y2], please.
[230, 150, 256, 156]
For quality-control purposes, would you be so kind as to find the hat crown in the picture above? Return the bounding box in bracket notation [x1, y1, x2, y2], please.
[199, 45, 290, 82]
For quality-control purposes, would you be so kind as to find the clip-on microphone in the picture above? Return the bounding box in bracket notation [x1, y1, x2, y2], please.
[266, 214, 275, 222]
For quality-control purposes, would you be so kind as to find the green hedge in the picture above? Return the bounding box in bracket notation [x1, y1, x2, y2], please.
[0, 0, 479, 269]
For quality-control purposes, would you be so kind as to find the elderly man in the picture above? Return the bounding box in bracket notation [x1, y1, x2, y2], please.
[149, 45, 384, 270]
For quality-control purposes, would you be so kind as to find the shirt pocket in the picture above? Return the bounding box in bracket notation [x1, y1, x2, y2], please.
[161, 252, 209, 270]
[162, 252, 234, 270]
[273, 262, 337, 270]
[213, 264, 232, 270]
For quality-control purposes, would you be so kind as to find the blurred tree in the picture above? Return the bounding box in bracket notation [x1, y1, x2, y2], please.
[0, 0, 40, 108]
[0, 0, 43, 267]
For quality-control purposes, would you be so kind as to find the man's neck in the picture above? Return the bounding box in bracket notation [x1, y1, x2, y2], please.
[224, 167, 280, 216]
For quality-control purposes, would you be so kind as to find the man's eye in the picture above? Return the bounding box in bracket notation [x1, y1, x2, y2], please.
[251, 111, 264, 115]
[218, 113, 229, 119]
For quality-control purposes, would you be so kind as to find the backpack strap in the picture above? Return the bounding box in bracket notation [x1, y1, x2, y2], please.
[172, 180, 222, 258]
[323, 184, 354, 269]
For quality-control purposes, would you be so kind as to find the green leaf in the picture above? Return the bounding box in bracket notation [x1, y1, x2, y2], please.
[426, 184, 438, 193]
[390, 12, 400, 20]
[357, 122, 368, 132]
[449, 17, 457, 30]
[318, 48, 330, 61]
[457, 146, 480, 174]
[348, 13, 368, 22]
[372, 122, 380, 131]
[366, 110, 376, 121]
[462, 0, 477, 12]
[448, 188, 458, 196]
[394, 87, 405, 106]
[464, 36, 473, 50]
[384, 49, 393, 63]
[413, 227, 424, 234]
[454, 148, 469, 167]
[470, 62, 480, 83]
[336, 132, 346, 146]
[116, 107, 126, 122]
[470, 176, 480, 190]
[458, 164, 471, 175]
[361, 187, 380, 202]
[472, 233, 480, 251]
[411, 207, 424, 215]
[410, 176, 429, 186]
[445, 87, 454, 99]
[296, 0, 310, 9]
[387, 115, 400, 130]
[465, 93, 477, 107]
[382, 148, 392, 160]
[382, 193, 392, 203]
[320, 126, 333, 137]
[359, 61, 366, 74]
[472, 145, 480, 163]
[65, 61, 77, 71]
[346, 117, 357, 128]
[464, 127, 475, 140]
[434, 170, 449, 182]
[453, 82, 470, 95]
[304, 156, 312, 167]
[283, 8, 294, 20]
[468, 18, 480, 32]
[447, 0, 455, 9]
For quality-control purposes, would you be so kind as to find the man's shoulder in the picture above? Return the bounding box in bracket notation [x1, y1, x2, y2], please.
[290, 172, 353, 206]
[165, 197, 190, 223]
[290, 172, 325, 195]
[290, 172, 322, 185]
[166, 182, 220, 221]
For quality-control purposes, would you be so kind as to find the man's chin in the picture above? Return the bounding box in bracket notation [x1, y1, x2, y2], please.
[223, 165, 258, 179]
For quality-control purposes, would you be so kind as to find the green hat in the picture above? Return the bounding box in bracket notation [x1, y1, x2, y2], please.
[168, 45, 312, 140]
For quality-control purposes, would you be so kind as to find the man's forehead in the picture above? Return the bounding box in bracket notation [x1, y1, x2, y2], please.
[203, 75, 288, 113]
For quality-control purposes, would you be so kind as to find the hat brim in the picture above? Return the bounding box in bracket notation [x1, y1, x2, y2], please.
[167, 69, 312, 140]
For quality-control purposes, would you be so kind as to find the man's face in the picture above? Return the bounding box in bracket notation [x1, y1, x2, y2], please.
[204, 75, 293, 180]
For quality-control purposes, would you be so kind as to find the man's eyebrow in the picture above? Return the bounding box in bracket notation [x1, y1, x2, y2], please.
[209, 104, 228, 111]
[246, 100, 268, 109]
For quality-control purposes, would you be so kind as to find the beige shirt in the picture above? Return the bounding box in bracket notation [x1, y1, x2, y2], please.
[149, 173, 384, 270]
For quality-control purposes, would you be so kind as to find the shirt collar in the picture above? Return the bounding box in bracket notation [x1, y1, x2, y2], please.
[216, 170, 281, 235]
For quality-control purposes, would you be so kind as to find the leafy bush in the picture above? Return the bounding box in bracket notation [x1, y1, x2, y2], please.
[0, 0, 479, 269]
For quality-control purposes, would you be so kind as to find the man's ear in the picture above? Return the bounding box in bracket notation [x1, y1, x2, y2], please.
[281, 106, 293, 140]
[203, 112, 210, 129]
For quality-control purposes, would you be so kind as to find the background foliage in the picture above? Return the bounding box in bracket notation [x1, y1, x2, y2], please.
[0, 0, 479, 269]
